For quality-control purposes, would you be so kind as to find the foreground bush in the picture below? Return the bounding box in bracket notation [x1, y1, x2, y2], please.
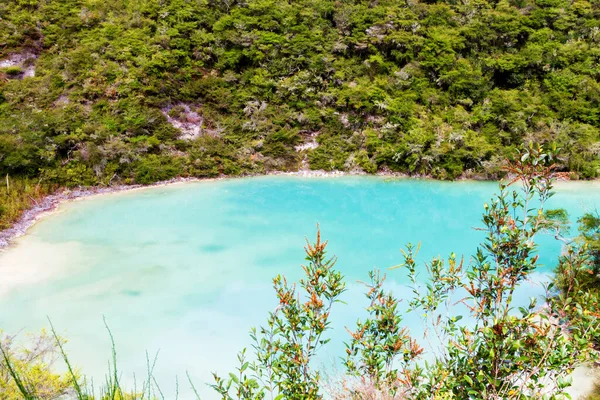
[0, 331, 72, 399]
[553, 211, 600, 355]
[213, 144, 599, 399]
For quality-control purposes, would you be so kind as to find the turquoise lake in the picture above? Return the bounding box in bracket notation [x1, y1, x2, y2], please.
[1, 176, 600, 398]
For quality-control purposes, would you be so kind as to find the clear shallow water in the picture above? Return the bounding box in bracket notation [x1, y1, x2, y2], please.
[1, 176, 600, 398]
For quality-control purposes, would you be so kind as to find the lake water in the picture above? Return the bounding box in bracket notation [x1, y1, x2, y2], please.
[1, 176, 599, 398]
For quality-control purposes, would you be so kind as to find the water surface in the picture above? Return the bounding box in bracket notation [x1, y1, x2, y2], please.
[1, 176, 599, 398]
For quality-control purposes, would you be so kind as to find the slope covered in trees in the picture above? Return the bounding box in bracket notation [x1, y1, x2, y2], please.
[0, 0, 599, 189]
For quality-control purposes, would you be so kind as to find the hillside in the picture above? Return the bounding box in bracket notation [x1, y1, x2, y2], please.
[0, 0, 599, 189]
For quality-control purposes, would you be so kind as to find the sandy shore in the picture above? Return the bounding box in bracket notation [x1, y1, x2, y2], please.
[0, 177, 203, 249]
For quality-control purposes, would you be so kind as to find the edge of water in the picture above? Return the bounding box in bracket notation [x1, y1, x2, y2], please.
[2, 168, 593, 251]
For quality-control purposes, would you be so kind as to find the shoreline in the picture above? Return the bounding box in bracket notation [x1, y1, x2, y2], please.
[0, 169, 386, 249]
[0, 168, 588, 250]
[0, 176, 214, 250]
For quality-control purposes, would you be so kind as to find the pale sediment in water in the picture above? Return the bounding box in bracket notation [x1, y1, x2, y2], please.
[0, 239, 86, 296]
[1, 176, 599, 398]
[0, 177, 201, 249]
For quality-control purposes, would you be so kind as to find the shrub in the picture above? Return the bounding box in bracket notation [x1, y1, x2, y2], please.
[134, 155, 184, 184]
[0, 331, 73, 399]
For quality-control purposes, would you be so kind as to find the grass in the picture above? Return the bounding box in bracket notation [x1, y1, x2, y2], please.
[0, 176, 57, 230]
[0, 319, 201, 400]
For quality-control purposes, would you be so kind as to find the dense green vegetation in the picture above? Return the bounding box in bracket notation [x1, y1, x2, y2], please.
[1, 0, 599, 229]
[1, 0, 600, 186]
